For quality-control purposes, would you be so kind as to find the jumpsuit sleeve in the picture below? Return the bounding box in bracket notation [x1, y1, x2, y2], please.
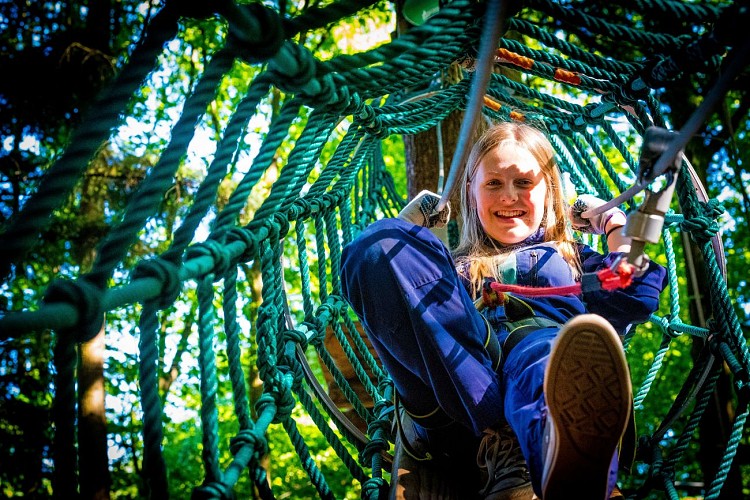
[579, 246, 668, 334]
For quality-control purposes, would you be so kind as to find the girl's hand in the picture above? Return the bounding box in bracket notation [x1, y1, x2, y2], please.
[398, 190, 451, 228]
[569, 194, 626, 235]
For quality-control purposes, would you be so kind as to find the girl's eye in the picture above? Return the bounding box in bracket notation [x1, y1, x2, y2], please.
[516, 179, 533, 187]
[486, 179, 501, 187]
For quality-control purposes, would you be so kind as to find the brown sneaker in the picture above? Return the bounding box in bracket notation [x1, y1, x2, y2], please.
[541, 314, 631, 500]
[477, 422, 535, 500]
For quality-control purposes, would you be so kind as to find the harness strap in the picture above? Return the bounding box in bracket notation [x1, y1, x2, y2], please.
[501, 317, 562, 359]
[393, 395, 436, 461]
[482, 314, 503, 372]
[395, 315, 562, 461]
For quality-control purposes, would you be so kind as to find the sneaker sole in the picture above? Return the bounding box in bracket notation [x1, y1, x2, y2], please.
[541, 314, 631, 500]
[484, 483, 535, 500]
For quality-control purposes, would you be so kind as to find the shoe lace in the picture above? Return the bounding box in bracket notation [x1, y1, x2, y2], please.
[477, 423, 529, 495]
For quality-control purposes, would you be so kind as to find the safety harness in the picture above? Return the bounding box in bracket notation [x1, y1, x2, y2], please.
[397, 258, 636, 461]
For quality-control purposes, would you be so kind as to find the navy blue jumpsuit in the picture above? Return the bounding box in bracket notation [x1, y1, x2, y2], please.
[340, 218, 667, 493]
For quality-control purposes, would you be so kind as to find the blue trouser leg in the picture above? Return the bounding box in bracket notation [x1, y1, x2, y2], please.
[340, 218, 504, 437]
[503, 327, 619, 496]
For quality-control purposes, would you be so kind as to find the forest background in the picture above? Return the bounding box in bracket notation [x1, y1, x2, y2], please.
[1, 0, 749, 498]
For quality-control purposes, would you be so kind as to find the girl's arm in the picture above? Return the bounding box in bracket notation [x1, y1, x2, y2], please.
[579, 246, 668, 334]
[603, 211, 630, 253]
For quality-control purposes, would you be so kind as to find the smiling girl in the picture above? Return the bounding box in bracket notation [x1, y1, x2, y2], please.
[341, 122, 667, 499]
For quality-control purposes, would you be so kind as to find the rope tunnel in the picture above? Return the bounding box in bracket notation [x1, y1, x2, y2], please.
[1, 0, 748, 498]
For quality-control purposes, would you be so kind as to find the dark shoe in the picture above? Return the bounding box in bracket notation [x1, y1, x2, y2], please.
[541, 314, 631, 500]
[477, 422, 534, 499]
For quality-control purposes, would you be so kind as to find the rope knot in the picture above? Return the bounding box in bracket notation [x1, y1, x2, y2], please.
[602, 80, 645, 107]
[302, 321, 325, 347]
[283, 328, 309, 350]
[361, 477, 389, 500]
[225, 227, 257, 263]
[365, 115, 390, 139]
[263, 374, 296, 423]
[43, 278, 104, 343]
[185, 239, 232, 278]
[356, 105, 376, 122]
[315, 302, 338, 328]
[362, 428, 390, 463]
[308, 74, 350, 108]
[225, 2, 284, 63]
[254, 392, 277, 419]
[272, 212, 292, 238]
[377, 377, 394, 396]
[340, 92, 364, 117]
[132, 258, 182, 309]
[571, 115, 588, 131]
[680, 199, 725, 243]
[229, 428, 268, 459]
[583, 101, 617, 121]
[288, 198, 313, 221]
[660, 316, 681, 339]
[268, 43, 316, 94]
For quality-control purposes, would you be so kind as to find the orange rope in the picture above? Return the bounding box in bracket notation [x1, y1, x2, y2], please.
[483, 95, 501, 111]
[496, 48, 534, 70]
[554, 68, 582, 86]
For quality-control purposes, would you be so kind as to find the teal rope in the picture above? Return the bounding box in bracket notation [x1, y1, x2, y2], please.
[633, 0, 722, 22]
[314, 213, 329, 303]
[328, 315, 383, 411]
[305, 126, 366, 200]
[197, 274, 224, 485]
[252, 109, 335, 222]
[138, 301, 169, 498]
[314, 333, 375, 424]
[325, 208, 344, 296]
[296, 220, 316, 319]
[321, 0, 474, 74]
[222, 267, 253, 431]
[281, 417, 335, 499]
[283, 0, 381, 37]
[633, 333, 672, 410]
[704, 398, 750, 499]
[164, 74, 272, 262]
[293, 380, 370, 483]
[0, 7, 182, 277]
[528, 0, 682, 50]
[254, 235, 284, 418]
[86, 48, 236, 288]
[212, 96, 303, 241]
[506, 17, 639, 75]
[341, 311, 387, 382]
[663, 228, 682, 324]
[582, 130, 632, 198]
[549, 134, 593, 195]
[566, 133, 613, 200]
[498, 37, 625, 84]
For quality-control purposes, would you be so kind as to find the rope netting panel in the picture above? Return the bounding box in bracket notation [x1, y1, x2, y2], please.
[1, 0, 748, 498]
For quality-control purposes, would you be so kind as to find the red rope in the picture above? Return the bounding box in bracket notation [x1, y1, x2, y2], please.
[487, 259, 635, 298]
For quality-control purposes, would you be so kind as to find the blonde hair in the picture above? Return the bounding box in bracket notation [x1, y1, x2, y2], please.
[453, 121, 581, 295]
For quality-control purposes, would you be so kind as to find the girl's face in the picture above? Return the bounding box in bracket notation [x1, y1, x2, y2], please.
[469, 143, 548, 245]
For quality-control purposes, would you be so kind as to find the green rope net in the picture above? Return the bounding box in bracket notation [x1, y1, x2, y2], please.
[1, 0, 748, 498]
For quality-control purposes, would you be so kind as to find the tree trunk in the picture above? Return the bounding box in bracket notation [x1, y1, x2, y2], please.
[78, 322, 111, 499]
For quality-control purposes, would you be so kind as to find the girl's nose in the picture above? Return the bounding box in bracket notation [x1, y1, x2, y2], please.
[498, 184, 517, 202]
